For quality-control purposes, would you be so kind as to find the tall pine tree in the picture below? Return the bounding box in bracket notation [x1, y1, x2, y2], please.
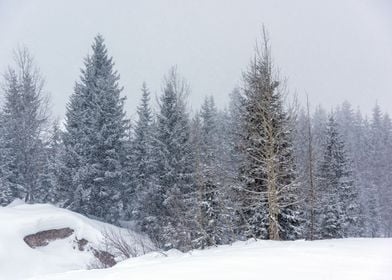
[60, 35, 129, 223]
[239, 29, 303, 240]
[0, 48, 49, 204]
[318, 115, 359, 238]
[152, 68, 196, 250]
[193, 96, 225, 248]
[131, 83, 159, 235]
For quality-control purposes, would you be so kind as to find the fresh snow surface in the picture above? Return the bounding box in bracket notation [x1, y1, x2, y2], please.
[29, 238, 392, 280]
[1, 202, 391, 280]
[0, 201, 147, 280]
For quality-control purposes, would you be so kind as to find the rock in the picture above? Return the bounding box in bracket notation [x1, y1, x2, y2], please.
[23, 228, 74, 248]
[76, 237, 88, 251]
[92, 249, 117, 268]
[23, 227, 117, 268]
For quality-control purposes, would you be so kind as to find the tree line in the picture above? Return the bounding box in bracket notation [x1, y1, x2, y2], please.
[0, 31, 391, 251]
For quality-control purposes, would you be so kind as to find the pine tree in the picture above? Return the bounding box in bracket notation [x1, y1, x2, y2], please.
[239, 29, 303, 240]
[223, 88, 246, 240]
[190, 112, 207, 248]
[38, 121, 63, 204]
[318, 115, 359, 238]
[226, 88, 246, 179]
[360, 104, 392, 237]
[151, 68, 197, 250]
[381, 113, 392, 237]
[293, 97, 317, 240]
[131, 83, 158, 235]
[334, 102, 366, 237]
[363, 104, 384, 236]
[193, 96, 225, 248]
[0, 48, 49, 204]
[60, 35, 129, 223]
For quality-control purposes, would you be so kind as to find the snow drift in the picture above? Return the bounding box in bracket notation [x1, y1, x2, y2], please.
[1, 202, 391, 280]
[30, 238, 392, 280]
[0, 201, 148, 280]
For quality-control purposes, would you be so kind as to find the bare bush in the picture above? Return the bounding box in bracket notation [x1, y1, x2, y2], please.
[101, 227, 156, 261]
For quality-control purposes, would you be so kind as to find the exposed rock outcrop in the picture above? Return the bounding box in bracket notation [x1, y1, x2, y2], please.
[92, 249, 117, 268]
[23, 228, 116, 268]
[24, 228, 74, 248]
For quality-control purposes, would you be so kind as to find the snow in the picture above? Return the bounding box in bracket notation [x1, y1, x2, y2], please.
[0, 201, 146, 280]
[1, 202, 391, 280]
[29, 239, 392, 280]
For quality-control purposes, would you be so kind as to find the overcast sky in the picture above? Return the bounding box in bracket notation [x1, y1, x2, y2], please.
[0, 0, 391, 119]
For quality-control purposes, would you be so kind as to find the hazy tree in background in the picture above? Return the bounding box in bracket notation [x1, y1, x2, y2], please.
[380, 113, 392, 236]
[222, 88, 247, 239]
[225, 88, 245, 181]
[334, 103, 366, 236]
[192, 96, 225, 248]
[190, 112, 206, 248]
[0, 48, 49, 204]
[318, 115, 359, 238]
[365, 104, 391, 236]
[294, 97, 317, 240]
[37, 121, 64, 203]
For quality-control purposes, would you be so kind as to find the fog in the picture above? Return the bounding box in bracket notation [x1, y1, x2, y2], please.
[1, 0, 391, 119]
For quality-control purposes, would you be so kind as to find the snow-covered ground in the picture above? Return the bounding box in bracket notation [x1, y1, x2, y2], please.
[28, 238, 392, 280]
[0, 201, 147, 280]
[1, 202, 391, 280]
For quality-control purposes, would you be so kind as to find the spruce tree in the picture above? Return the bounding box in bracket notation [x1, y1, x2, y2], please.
[294, 104, 317, 240]
[131, 83, 158, 234]
[363, 105, 383, 236]
[194, 96, 224, 248]
[38, 121, 63, 204]
[381, 113, 392, 236]
[318, 115, 359, 238]
[239, 29, 303, 240]
[152, 68, 196, 250]
[60, 35, 129, 223]
[223, 88, 246, 239]
[0, 48, 49, 203]
[361, 104, 392, 237]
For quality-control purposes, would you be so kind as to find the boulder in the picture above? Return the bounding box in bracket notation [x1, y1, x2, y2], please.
[24, 228, 74, 248]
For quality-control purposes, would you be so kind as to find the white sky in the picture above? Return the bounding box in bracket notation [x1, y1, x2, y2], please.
[0, 0, 391, 119]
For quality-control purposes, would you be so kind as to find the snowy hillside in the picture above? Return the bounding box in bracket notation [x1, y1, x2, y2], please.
[0, 202, 149, 280]
[30, 238, 392, 280]
[0, 202, 391, 280]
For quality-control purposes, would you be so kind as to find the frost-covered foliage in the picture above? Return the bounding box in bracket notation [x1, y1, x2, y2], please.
[317, 116, 359, 239]
[0, 31, 391, 255]
[192, 96, 234, 248]
[236, 30, 304, 240]
[148, 68, 196, 250]
[294, 103, 392, 239]
[130, 83, 157, 230]
[38, 121, 64, 204]
[59, 35, 129, 223]
[0, 48, 49, 204]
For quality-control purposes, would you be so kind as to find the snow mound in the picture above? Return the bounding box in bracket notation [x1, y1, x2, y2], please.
[29, 238, 392, 280]
[0, 203, 146, 280]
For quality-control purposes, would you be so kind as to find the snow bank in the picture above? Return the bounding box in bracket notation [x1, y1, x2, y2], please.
[0, 202, 145, 280]
[1, 202, 391, 280]
[29, 238, 392, 280]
